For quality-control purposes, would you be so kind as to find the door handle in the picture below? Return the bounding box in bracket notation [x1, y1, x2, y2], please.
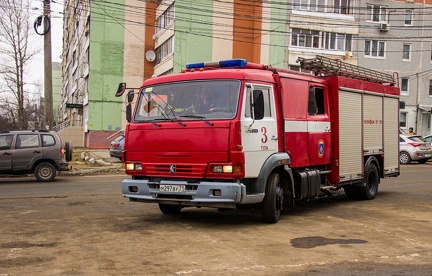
[271, 135, 278, 141]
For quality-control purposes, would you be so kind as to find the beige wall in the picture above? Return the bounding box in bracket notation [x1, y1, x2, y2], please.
[58, 126, 84, 148]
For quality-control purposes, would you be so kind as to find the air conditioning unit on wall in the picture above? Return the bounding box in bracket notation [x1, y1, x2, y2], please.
[380, 23, 390, 32]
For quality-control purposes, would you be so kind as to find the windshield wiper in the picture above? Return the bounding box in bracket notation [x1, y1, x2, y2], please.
[155, 117, 186, 127]
[180, 115, 214, 126]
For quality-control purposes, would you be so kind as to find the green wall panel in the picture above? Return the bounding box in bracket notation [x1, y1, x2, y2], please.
[88, 0, 126, 131]
[174, 0, 213, 73]
[268, 0, 287, 67]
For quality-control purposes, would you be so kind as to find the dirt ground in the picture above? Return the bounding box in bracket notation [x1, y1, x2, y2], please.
[1, 164, 432, 275]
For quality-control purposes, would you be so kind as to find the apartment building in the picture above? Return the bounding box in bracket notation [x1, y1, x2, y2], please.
[61, 0, 432, 147]
[61, 0, 149, 147]
[357, 0, 432, 135]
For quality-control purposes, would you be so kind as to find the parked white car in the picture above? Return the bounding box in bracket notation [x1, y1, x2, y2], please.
[399, 134, 432, 164]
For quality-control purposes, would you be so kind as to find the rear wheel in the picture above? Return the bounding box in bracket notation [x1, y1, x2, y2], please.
[158, 204, 182, 214]
[262, 173, 283, 223]
[357, 162, 379, 200]
[35, 162, 56, 182]
[399, 151, 411, 164]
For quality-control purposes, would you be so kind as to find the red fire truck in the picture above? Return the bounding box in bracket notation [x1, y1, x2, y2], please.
[115, 55, 400, 223]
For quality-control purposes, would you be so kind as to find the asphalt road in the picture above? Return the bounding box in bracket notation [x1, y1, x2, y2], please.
[0, 164, 431, 275]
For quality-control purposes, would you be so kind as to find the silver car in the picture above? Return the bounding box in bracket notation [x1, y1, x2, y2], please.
[109, 134, 124, 160]
[399, 134, 432, 164]
[424, 134, 432, 146]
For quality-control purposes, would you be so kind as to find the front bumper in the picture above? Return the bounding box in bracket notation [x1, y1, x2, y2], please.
[121, 179, 263, 208]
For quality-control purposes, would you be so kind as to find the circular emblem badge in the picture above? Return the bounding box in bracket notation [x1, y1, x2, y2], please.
[318, 140, 324, 158]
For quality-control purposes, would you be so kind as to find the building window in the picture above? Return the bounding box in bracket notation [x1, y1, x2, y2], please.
[403, 44, 411, 60]
[293, 0, 351, 14]
[401, 78, 409, 95]
[291, 28, 352, 51]
[429, 80, 432, 96]
[366, 5, 387, 23]
[400, 112, 407, 128]
[155, 36, 174, 65]
[364, 40, 385, 58]
[155, 3, 175, 34]
[405, 10, 413, 25]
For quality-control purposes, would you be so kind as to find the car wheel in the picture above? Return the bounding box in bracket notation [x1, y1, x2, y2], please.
[262, 172, 283, 223]
[65, 141, 73, 162]
[399, 151, 411, 164]
[35, 162, 56, 182]
[158, 204, 182, 214]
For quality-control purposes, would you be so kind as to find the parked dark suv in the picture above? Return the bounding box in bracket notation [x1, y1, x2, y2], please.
[0, 130, 72, 181]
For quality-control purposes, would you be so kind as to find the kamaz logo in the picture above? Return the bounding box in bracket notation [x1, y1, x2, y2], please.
[170, 164, 176, 174]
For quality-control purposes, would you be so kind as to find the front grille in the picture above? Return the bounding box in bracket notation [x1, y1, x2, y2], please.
[146, 164, 205, 177]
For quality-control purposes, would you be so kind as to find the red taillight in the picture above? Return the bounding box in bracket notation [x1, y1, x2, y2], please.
[60, 146, 65, 157]
[113, 143, 120, 147]
[408, 142, 422, 147]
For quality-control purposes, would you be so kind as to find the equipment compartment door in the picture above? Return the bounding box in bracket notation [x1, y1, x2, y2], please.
[241, 84, 278, 178]
[307, 86, 331, 166]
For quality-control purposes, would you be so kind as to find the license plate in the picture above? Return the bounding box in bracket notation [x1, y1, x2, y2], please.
[159, 184, 186, 193]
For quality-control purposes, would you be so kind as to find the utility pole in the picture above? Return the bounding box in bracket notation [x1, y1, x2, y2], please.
[43, 0, 53, 130]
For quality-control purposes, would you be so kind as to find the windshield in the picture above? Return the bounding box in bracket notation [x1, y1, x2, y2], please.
[134, 80, 241, 122]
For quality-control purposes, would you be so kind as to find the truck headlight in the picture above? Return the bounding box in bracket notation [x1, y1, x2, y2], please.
[212, 165, 241, 174]
[125, 163, 142, 171]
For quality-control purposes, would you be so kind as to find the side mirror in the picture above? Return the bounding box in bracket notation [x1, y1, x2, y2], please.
[126, 104, 132, 123]
[251, 90, 264, 120]
[115, 83, 127, 97]
[127, 90, 134, 103]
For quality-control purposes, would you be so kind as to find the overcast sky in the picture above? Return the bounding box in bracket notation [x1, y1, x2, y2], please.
[27, 0, 63, 94]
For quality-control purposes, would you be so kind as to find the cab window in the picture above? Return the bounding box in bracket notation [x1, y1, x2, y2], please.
[308, 87, 325, 116]
[245, 85, 272, 118]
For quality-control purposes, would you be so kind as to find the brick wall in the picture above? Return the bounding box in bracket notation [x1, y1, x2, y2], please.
[85, 130, 119, 148]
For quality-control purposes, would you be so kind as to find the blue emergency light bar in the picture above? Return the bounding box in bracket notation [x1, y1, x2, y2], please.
[186, 58, 248, 70]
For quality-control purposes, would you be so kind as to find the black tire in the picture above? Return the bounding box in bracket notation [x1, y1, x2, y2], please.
[65, 141, 73, 162]
[35, 162, 56, 182]
[399, 151, 411, 164]
[158, 204, 182, 214]
[357, 162, 379, 200]
[262, 173, 284, 223]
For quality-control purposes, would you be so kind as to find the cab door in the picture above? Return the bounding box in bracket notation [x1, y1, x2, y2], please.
[241, 84, 278, 178]
[307, 85, 331, 165]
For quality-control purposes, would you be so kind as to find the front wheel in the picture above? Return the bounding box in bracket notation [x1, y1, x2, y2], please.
[262, 173, 284, 223]
[35, 162, 56, 182]
[158, 204, 182, 214]
[399, 151, 411, 164]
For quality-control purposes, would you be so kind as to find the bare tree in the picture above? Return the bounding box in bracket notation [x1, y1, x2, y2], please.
[0, 0, 38, 130]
